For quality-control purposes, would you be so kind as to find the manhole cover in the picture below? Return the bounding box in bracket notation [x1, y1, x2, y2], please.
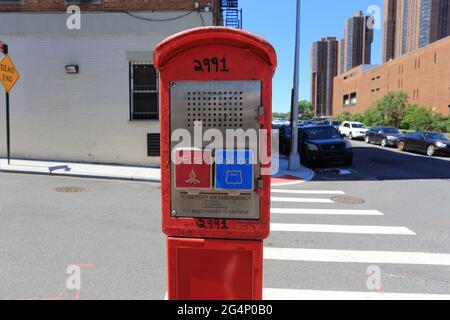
[331, 195, 365, 204]
[54, 187, 85, 193]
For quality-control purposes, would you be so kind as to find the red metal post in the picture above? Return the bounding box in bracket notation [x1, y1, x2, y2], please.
[154, 27, 277, 300]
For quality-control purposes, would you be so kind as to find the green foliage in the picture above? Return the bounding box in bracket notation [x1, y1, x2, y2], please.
[336, 91, 450, 133]
[273, 112, 290, 119]
[401, 104, 435, 131]
[372, 91, 408, 127]
[298, 100, 314, 117]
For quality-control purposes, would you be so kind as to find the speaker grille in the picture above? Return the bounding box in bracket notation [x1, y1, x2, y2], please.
[186, 91, 244, 128]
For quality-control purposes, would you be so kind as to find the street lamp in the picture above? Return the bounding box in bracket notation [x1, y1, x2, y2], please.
[289, 0, 301, 170]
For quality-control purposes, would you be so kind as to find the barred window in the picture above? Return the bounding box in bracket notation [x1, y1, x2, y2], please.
[129, 62, 159, 120]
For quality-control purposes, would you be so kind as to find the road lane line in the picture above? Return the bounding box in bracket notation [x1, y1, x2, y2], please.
[271, 197, 334, 204]
[264, 248, 450, 266]
[271, 189, 345, 195]
[263, 288, 450, 300]
[271, 208, 384, 215]
[270, 223, 416, 235]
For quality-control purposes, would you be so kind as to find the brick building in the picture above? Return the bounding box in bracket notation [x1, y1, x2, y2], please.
[338, 11, 374, 75]
[0, 0, 228, 166]
[383, 0, 450, 61]
[333, 36, 450, 117]
[310, 37, 338, 116]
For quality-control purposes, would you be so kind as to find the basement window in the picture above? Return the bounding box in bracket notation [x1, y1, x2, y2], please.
[350, 93, 357, 106]
[129, 62, 159, 121]
[343, 95, 350, 107]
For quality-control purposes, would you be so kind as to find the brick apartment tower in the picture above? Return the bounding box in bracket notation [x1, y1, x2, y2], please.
[338, 11, 374, 74]
[311, 37, 338, 116]
[384, 0, 450, 59]
[383, 0, 398, 61]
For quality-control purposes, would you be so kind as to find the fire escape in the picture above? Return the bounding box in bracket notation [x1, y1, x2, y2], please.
[221, 0, 242, 29]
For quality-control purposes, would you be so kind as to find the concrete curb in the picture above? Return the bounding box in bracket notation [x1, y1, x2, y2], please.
[0, 159, 161, 183]
[1, 158, 315, 184]
[0, 168, 162, 183]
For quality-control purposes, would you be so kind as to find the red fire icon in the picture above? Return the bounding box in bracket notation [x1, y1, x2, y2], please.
[175, 150, 212, 190]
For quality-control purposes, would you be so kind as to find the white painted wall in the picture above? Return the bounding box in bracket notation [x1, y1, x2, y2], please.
[0, 11, 213, 166]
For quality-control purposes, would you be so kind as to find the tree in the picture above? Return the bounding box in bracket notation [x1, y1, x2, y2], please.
[401, 104, 435, 131]
[335, 91, 450, 133]
[273, 112, 290, 119]
[372, 91, 408, 127]
[298, 100, 313, 117]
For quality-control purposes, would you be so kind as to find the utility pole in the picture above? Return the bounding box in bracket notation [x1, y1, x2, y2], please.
[289, 0, 301, 170]
[0, 41, 10, 165]
[1, 41, 20, 166]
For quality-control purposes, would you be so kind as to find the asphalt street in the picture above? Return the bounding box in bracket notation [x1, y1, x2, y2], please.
[266, 140, 450, 299]
[0, 175, 165, 300]
[0, 140, 449, 299]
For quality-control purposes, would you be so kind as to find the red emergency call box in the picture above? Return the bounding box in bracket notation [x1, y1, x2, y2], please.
[154, 27, 277, 300]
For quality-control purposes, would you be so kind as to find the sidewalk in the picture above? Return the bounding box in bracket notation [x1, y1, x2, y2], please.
[0, 156, 313, 184]
[0, 158, 161, 182]
[271, 157, 315, 186]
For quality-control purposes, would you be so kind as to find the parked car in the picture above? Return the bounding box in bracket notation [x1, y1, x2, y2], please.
[397, 131, 450, 156]
[278, 124, 292, 155]
[338, 121, 368, 140]
[298, 120, 313, 127]
[364, 126, 403, 147]
[272, 118, 290, 129]
[299, 125, 353, 167]
[321, 119, 341, 130]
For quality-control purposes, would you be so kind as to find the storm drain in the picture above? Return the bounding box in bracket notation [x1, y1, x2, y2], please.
[54, 187, 85, 193]
[331, 195, 365, 205]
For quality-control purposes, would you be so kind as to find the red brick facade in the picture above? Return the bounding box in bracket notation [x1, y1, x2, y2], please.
[0, 0, 218, 12]
[333, 37, 450, 117]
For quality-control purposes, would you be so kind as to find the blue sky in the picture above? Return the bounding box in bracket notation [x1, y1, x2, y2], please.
[240, 0, 383, 113]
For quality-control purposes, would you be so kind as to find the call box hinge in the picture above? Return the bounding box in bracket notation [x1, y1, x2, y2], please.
[257, 178, 264, 196]
[258, 106, 264, 125]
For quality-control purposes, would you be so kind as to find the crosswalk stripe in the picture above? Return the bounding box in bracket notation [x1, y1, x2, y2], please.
[264, 247, 450, 266]
[271, 197, 334, 203]
[270, 223, 416, 235]
[271, 189, 345, 195]
[263, 288, 450, 300]
[271, 208, 384, 216]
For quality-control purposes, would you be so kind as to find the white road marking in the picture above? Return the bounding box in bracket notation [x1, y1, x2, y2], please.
[271, 189, 345, 195]
[271, 208, 384, 216]
[264, 248, 450, 266]
[271, 197, 334, 203]
[263, 288, 450, 300]
[270, 223, 416, 235]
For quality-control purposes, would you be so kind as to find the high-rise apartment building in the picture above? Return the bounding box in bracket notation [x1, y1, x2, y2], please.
[338, 39, 346, 74]
[338, 11, 374, 74]
[383, 0, 450, 60]
[311, 37, 339, 116]
[383, 0, 398, 61]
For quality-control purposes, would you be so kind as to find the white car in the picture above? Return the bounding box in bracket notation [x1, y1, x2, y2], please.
[338, 121, 368, 140]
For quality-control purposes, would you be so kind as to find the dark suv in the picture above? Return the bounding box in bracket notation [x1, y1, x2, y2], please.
[299, 125, 353, 167]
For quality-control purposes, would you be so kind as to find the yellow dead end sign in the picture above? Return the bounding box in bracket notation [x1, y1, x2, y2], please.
[0, 54, 20, 92]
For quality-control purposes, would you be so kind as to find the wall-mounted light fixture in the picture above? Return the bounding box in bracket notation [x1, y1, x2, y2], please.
[65, 65, 79, 74]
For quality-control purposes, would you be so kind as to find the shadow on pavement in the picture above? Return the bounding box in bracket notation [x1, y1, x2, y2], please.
[309, 143, 450, 181]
